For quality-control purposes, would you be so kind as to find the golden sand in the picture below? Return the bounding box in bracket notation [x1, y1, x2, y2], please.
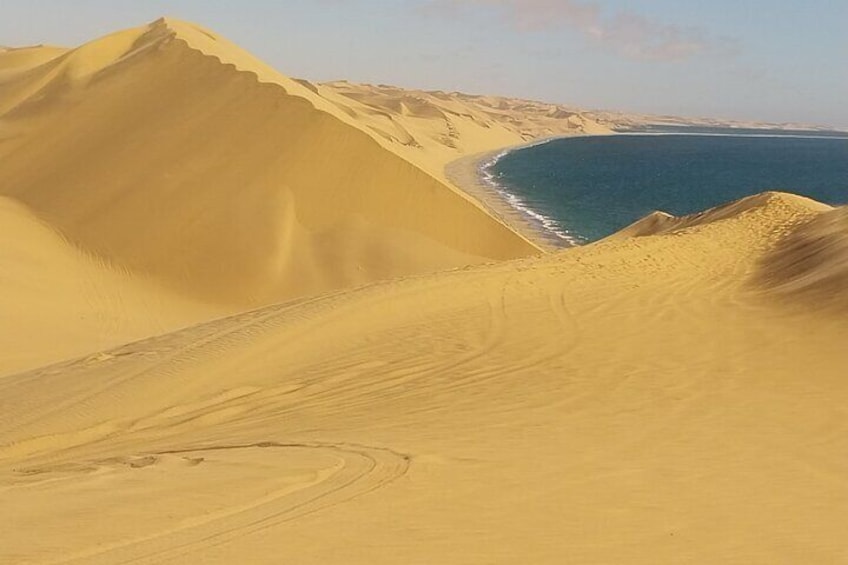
[1, 19, 846, 564]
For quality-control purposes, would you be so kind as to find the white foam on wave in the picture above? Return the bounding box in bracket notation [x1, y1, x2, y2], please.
[478, 143, 585, 247]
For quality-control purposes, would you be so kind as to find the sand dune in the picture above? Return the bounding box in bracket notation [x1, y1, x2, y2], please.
[1, 18, 575, 372]
[2, 18, 846, 564]
[607, 191, 833, 240]
[0, 19, 545, 309]
[758, 204, 848, 309]
[0, 45, 69, 82]
[2, 191, 847, 563]
[0, 18, 612, 373]
[316, 81, 612, 180]
[0, 196, 222, 375]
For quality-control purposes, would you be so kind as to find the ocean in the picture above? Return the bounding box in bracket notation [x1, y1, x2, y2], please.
[485, 133, 848, 244]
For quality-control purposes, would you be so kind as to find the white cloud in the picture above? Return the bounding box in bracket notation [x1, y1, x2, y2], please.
[423, 0, 735, 62]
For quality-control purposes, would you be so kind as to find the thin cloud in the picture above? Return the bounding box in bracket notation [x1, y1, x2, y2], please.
[423, 0, 735, 62]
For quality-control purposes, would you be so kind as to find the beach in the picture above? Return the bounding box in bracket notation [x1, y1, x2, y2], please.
[445, 140, 577, 252]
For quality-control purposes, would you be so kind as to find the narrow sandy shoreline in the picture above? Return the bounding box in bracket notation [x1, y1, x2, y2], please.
[444, 137, 574, 253]
[448, 129, 847, 254]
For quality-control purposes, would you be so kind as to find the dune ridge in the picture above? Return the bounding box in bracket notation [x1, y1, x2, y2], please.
[316, 80, 612, 178]
[757, 204, 848, 309]
[608, 191, 832, 240]
[0, 18, 538, 303]
[0, 18, 618, 374]
[2, 18, 584, 372]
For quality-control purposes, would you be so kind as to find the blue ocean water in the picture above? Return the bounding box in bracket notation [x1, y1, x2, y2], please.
[486, 134, 848, 244]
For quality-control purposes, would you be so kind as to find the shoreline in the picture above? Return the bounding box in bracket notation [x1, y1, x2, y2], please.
[444, 136, 577, 253]
[445, 127, 847, 254]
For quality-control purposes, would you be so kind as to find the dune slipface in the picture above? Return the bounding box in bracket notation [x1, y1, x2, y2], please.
[1, 18, 586, 372]
[0, 196, 223, 375]
[757, 205, 848, 309]
[0, 18, 541, 306]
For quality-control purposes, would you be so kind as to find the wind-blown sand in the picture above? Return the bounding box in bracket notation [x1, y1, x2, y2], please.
[1, 18, 847, 565]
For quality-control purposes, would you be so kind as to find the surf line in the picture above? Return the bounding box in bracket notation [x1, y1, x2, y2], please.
[478, 139, 584, 247]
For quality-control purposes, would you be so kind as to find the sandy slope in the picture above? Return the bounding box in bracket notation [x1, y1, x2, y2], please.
[316, 81, 612, 181]
[0, 45, 68, 82]
[0, 197, 222, 375]
[2, 192, 847, 564]
[0, 18, 617, 375]
[2, 18, 846, 564]
[0, 19, 539, 307]
[757, 205, 848, 309]
[2, 18, 600, 373]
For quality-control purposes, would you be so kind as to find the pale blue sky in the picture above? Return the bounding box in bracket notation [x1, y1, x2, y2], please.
[3, 1, 846, 128]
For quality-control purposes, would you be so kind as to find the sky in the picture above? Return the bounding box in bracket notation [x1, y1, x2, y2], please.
[2, 0, 846, 128]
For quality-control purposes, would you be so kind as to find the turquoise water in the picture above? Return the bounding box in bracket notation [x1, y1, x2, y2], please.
[487, 134, 848, 244]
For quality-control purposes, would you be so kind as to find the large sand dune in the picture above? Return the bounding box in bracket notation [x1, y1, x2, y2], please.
[0, 196, 222, 375]
[0, 19, 540, 305]
[1, 18, 603, 372]
[1, 18, 846, 564]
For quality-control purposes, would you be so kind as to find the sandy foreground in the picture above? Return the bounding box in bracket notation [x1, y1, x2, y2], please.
[1, 18, 847, 564]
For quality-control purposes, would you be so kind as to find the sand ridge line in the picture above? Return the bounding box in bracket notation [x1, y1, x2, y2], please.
[2, 18, 549, 375]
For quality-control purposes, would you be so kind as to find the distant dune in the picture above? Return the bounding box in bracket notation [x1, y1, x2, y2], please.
[316, 80, 612, 178]
[1, 18, 846, 565]
[606, 191, 833, 240]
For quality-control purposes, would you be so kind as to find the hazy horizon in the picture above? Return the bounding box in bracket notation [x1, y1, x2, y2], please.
[3, 0, 846, 129]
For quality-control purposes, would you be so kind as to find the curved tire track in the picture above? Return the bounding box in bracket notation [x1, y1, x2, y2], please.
[50, 441, 410, 565]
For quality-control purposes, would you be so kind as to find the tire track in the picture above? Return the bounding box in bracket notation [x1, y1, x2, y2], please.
[48, 441, 410, 565]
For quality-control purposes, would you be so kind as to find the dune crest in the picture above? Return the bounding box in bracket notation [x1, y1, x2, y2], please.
[608, 191, 831, 241]
[756, 205, 848, 308]
[0, 45, 68, 80]
[0, 18, 624, 373]
[316, 81, 612, 180]
[0, 18, 542, 308]
[1, 18, 570, 374]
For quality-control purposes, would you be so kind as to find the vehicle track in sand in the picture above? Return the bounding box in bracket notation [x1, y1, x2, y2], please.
[6, 440, 409, 565]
